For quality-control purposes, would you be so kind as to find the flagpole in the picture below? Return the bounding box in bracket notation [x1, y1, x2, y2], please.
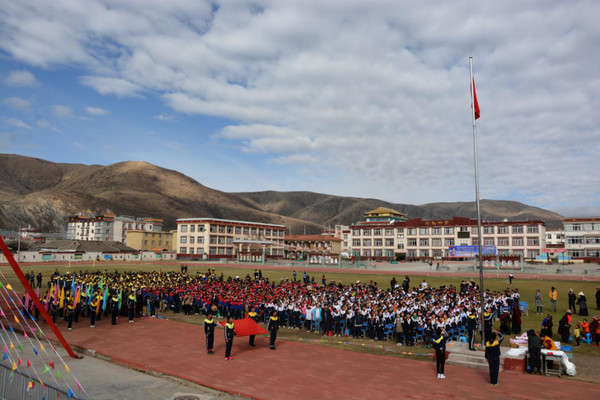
[470, 56, 486, 346]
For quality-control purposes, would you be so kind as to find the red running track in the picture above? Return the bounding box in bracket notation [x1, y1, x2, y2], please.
[60, 316, 599, 400]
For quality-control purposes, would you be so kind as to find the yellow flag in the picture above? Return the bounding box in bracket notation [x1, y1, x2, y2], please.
[27, 381, 34, 390]
[12, 362, 17, 371]
[59, 287, 65, 308]
[6, 284, 12, 290]
[65, 365, 70, 373]
[10, 342, 14, 350]
[14, 316, 19, 324]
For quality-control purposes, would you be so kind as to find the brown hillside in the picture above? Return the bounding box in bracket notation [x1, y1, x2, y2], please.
[0, 154, 564, 234]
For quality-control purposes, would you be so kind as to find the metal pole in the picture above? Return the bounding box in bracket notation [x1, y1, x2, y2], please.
[470, 56, 486, 346]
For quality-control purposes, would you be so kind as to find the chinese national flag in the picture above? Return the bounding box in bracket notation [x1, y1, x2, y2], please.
[472, 78, 481, 119]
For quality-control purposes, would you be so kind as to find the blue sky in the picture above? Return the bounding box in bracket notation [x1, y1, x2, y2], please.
[1, 0, 599, 216]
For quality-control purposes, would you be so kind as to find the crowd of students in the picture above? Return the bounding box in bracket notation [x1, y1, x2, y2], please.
[22, 268, 529, 349]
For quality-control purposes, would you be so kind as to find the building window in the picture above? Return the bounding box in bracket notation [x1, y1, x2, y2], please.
[353, 239, 361, 246]
[432, 238, 442, 247]
[363, 239, 372, 246]
[512, 237, 524, 246]
[353, 230, 361, 236]
[374, 229, 382, 236]
[179, 247, 187, 254]
[432, 227, 442, 235]
[444, 227, 454, 235]
[483, 238, 495, 246]
[527, 237, 539, 246]
[498, 237, 509, 246]
[188, 248, 194, 255]
[210, 225, 217, 233]
[397, 244, 404, 250]
[189, 236, 195, 244]
[243, 227, 249, 235]
[218, 225, 225, 233]
[197, 236, 204, 244]
[471, 227, 478, 235]
[190, 225, 195, 233]
[374, 239, 383, 246]
[251, 228, 257, 235]
[227, 226, 233, 234]
[363, 229, 371, 236]
[218, 237, 225, 244]
[528, 250, 540, 258]
[180, 236, 187, 244]
[209, 247, 217, 254]
[407, 250, 417, 258]
[385, 229, 394, 236]
[566, 236, 583, 244]
[408, 239, 417, 247]
[385, 239, 394, 246]
[420, 250, 429, 257]
[407, 228, 417, 236]
[235, 226, 241, 234]
[180, 225, 188, 233]
[512, 226, 524, 234]
[444, 238, 455, 246]
[527, 226, 538, 234]
[210, 236, 217, 244]
[226, 237, 233, 244]
[265, 229, 271, 236]
[362, 250, 371, 257]
[497, 226, 508, 234]
[484, 226, 494, 234]
[419, 228, 429, 235]
[419, 238, 429, 246]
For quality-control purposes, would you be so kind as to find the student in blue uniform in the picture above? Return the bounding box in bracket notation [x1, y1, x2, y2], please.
[485, 330, 504, 385]
[224, 316, 236, 360]
[204, 312, 216, 354]
[432, 327, 448, 379]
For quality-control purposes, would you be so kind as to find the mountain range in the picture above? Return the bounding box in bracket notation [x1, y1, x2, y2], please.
[0, 154, 565, 234]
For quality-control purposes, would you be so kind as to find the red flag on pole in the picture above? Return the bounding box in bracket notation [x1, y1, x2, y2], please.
[472, 78, 481, 119]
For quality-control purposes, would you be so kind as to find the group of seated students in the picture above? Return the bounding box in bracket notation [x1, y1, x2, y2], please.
[37, 269, 522, 347]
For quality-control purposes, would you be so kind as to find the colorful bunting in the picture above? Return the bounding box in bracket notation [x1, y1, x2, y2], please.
[65, 364, 70, 373]
[6, 283, 12, 290]
[27, 380, 35, 390]
[67, 388, 74, 398]
[27, 359, 31, 368]
[17, 357, 22, 366]
[49, 360, 55, 370]
[56, 370, 61, 379]
[14, 315, 19, 323]
[44, 365, 50, 374]
[2, 352, 7, 360]
[32, 346, 38, 355]
[11, 362, 17, 371]
[17, 344, 24, 351]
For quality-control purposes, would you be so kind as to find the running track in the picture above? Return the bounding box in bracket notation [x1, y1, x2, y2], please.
[61, 316, 599, 400]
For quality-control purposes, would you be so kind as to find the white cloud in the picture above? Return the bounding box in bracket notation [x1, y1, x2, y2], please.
[80, 76, 143, 97]
[153, 114, 174, 121]
[52, 104, 73, 118]
[3, 96, 32, 111]
[4, 70, 38, 86]
[85, 106, 110, 116]
[0, 1, 598, 211]
[36, 120, 62, 133]
[4, 118, 31, 129]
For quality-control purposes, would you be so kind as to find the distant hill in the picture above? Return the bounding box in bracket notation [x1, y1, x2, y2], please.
[0, 154, 565, 234]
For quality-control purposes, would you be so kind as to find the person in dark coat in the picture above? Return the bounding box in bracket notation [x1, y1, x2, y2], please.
[224, 316, 236, 360]
[577, 292, 589, 316]
[558, 310, 572, 343]
[485, 330, 504, 385]
[568, 289, 576, 313]
[595, 287, 600, 310]
[527, 329, 542, 374]
[248, 308, 260, 346]
[204, 312, 216, 354]
[540, 315, 553, 338]
[268, 310, 279, 350]
[432, 327, 448, 379]
[511, 303, 522, 334]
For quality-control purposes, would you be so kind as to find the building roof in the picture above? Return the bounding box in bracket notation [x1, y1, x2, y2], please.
[364, 207, 406, 217]
[176, 217, 285, 228]
[31, 240, 136, 253]
[285, 235, 342, 242]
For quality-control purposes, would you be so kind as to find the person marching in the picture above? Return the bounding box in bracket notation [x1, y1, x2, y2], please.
[89, 292, 99, 328]
[485, 330, 504, 386]
[268, 310, 279, 350]
[466, 309, 477, 351]
[432, 327, 448, 379]
[127, 291, 136, 323]
[483, 307, 494, 342]
[66, 293, 74, 331]
[224, 316, 236, 360]
[204, 312, 216, 354]
[248, 308, 260, 347]
[111, 291, 119, 325]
